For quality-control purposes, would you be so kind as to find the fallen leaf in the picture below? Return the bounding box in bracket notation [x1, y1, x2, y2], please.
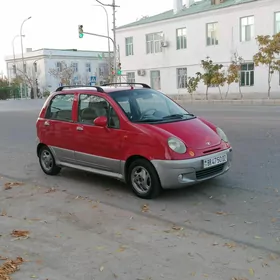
[99, 266, 104, 272]
[92, 204, 98, 209]
[0, 210, 7, 216]
[0, 256, 24, 280]
[216, 211, 228, 216]
[248, 268, 254, 276]
[203, 274, 209, 277]
[11, 230, 30, 238]
[172, 225, 183, 231]
[244, 221, 253, 224]
[117, 245, 126, 252]
[128, 228, 136, 230]
[4, 182, 24, 190]
[268, 253, 279, 261]
[190, 272, 196, 276]
[224, 242, 237, 249]
[262, 262, 269, 267]
[141, 204, 149, 212]
[231, 278, 248, 280]
[212, 242, 219, 246]
[254, 235, 262, 239]
[271, 217, 277, 223]
[30, 275, 37, 278]
[45, 188, 56, 193]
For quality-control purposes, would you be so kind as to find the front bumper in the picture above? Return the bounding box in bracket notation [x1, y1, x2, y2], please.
[151, 148, 232, 189]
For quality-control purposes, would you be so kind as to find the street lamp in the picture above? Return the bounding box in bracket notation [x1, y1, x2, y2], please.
[12, 34, 25, 77]
[92, 4, 112, 82]
[20, 16, 32, 99]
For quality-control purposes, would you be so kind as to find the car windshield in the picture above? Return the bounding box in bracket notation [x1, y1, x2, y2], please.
[108, 88, 195, 123]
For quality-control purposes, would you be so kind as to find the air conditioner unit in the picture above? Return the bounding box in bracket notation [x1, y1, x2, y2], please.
[161, 41, 169, 47]
[137, 69, 146, 76]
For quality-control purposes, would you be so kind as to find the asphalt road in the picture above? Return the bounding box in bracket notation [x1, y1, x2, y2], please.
[0, 99, 279, 254]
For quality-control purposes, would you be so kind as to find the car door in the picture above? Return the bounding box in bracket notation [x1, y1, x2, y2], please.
[74, 93, 124, 175]
[40, 93, 77, 164]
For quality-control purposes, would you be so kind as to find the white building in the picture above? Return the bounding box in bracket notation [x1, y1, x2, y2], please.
[5, 48, 111, 97]
[116, 0, 280, 98]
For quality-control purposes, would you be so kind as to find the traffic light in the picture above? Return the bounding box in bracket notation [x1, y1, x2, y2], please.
[78, 25, 84, 38]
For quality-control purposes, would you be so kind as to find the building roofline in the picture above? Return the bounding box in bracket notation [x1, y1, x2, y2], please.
[116, 0, 257, 31]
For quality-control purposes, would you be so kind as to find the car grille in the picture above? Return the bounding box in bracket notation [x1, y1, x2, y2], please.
[196, 164, 225, 180]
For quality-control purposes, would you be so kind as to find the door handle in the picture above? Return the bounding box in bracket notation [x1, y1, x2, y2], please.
[44, 121, 50, 126]
[76, 126, 83, 131]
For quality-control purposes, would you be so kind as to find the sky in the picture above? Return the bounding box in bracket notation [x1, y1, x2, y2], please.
[0, 0, 175, 75]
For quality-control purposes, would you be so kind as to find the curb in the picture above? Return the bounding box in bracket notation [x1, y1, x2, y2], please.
[171, 99, 280, 105]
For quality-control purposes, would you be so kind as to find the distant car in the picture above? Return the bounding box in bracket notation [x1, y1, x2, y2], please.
[36, 83, 232, 199]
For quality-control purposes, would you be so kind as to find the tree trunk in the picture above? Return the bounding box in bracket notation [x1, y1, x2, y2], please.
[268, 66, 271, 99]
[218, 86, 223, 100]
[225, 84, 230, 99]
[206, 86, 208, 100]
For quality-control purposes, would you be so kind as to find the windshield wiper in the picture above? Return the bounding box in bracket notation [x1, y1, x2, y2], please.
[134, 119, 162, 123]
[162, 113, 195, 120]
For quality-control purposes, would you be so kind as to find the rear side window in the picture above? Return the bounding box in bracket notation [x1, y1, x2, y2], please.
[45, 94, 74, 122]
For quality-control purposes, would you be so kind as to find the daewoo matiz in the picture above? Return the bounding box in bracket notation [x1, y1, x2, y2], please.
[36, 83, 232, 199]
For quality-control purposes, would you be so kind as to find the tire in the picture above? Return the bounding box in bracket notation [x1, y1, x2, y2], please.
[39, 145, 61, 175]
[127, 158, 162, 199]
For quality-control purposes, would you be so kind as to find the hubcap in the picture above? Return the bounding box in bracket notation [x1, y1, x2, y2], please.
[131, 166, 152, 194]
[41, 150, 53, 171]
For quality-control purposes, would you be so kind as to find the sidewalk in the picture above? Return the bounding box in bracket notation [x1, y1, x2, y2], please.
[0, 177, 280, 280]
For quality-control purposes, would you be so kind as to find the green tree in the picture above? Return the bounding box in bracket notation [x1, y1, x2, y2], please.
[200, 57, 226, 100]
[253, 33, 280, 98]
[186, 73, 201, 100]
[225, 53, 244, 99]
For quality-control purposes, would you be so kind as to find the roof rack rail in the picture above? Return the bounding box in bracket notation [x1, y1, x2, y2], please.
[55, 85, 105, 93]
[102, 82, 151, 89]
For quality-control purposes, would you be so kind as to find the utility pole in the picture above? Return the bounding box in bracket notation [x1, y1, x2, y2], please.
[96, 0, 120, 83]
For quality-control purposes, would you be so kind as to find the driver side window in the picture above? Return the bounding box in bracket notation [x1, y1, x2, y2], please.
[78, 94, 120, 128]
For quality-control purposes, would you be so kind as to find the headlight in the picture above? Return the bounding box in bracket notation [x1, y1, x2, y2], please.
[216, 127, 229, 143]
[168, 137, 187, 154]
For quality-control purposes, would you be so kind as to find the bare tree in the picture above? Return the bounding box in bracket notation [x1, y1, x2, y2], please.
[48, 61, 74, 85]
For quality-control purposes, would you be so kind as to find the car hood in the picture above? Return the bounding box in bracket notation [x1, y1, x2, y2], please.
[139, 118, 221, 150]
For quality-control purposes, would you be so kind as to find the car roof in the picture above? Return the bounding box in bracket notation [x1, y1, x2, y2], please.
[53, 83, 152, 95]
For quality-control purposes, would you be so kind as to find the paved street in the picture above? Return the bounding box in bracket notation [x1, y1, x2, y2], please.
[0, 99, 280, 258]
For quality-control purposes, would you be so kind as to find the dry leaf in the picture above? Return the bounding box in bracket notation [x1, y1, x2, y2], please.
[248, 268, 254, 276]
[99, 266, 104, 272]
[45, 188, 56, 193]
[212, 242, 219, 246]
[216, 211, 228, 216]
[231, 278, 248, 280]
[117, 246, 126, 252]
[224, 242, 236, 248]
[268, 253, 279, 261]
[0, 256, 24, 280]
[203, 274, 209, 277]
[11, 230, 30, 238]
[254, 235, 262, 239]
[271, 217, 277, 223]
[30, 276, 37, 278]
[0, 210, 7, 216]
[4, 182, 24, 190]
[141, 204, 149, 212]
[172, 225, 183, 231]
[191, 272, 196, 276]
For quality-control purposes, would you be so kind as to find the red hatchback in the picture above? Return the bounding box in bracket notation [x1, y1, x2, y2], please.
[36, 83, 232, 199]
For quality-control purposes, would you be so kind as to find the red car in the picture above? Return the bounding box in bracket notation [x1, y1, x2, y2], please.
[36, 83, 232, 199]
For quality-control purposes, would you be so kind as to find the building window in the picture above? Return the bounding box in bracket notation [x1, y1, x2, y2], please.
[206, 22, 218, 46]
[275, 12, 280, 34]
[146, 32, 163, 54]
[34, 62, 38, 73]
[86, 63, 91, 72]
[56, 62, 62, 72]
[240, 16, 254, 42]
[240, 63, 254, 86]
[150, 70, 161, 90]
[127, 72, 135, 83]
[23, 63, 27, 73]
[177, 68, 188, 88]
[176, 28, 187, 49]
[71, 62, 78, 72]
[125, 37, 134, 56]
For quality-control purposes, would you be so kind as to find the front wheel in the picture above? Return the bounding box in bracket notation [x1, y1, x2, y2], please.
[127, 159, 162, 199]
[39, 146, 61, 175]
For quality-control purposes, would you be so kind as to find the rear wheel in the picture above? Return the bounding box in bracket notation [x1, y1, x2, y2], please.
[39, 146, 61, 175]
[127, 159, 162, 199]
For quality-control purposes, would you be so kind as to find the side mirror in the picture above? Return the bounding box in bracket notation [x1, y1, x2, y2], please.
[94, 116, 107, 127]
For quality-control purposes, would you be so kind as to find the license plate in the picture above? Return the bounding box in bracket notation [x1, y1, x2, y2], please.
[203, 154, 227, 168]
